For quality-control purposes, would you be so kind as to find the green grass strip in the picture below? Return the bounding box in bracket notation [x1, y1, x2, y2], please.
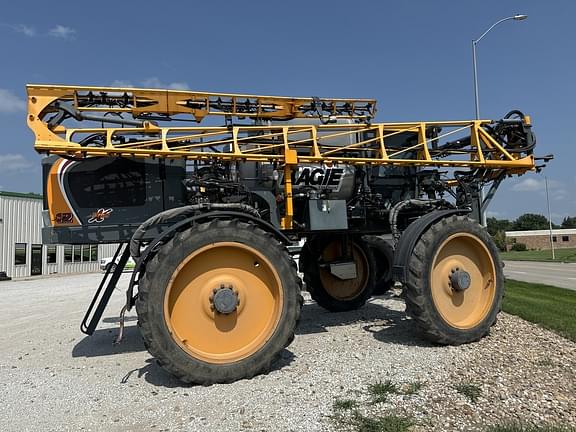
[503, 280, 576, 342]
[500, 248, 576, 263]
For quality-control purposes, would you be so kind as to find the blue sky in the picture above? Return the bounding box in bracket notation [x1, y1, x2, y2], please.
[0, 1, 574, 222]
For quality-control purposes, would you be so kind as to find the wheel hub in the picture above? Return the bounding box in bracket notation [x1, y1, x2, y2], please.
[210, 285, 239, 314]
[450, 268, 471, 292]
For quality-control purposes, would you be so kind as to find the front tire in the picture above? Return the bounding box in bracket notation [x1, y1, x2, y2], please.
[404, 215, 504, 345]
[136, 219, 302, 384]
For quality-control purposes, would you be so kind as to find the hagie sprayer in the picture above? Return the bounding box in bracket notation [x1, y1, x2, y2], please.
[26, 84, 549, 384]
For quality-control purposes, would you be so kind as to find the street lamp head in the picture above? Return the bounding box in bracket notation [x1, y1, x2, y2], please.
[513, 14, 528, 21]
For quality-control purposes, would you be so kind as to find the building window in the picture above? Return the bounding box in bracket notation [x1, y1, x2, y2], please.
[47, 246, 57, 264]
[90, 245, 98, 262]
[64, 245, 73, 263]
[63, 244, 98, 263]
[73, 245, 82, 262]
[562, 236, 570, 242]
[82, 245, 91, 262]
[552, 236, 557, 242]
[15, 243, 27, 265]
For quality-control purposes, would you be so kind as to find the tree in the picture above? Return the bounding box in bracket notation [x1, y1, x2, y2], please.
[486, 217, 512, 236]
[561, 216, 576, 229]
[493, 230, 507, 251]
[512, 213, 549, 231]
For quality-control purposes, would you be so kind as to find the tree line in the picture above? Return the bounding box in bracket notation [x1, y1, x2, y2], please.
[487, 214, 576, 251]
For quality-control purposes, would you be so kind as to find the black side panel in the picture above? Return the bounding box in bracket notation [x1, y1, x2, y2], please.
[64, 158, 187, 225]
[43, 157, 186, 244]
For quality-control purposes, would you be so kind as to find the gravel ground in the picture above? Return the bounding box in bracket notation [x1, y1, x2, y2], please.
[0, 273, 574, 432]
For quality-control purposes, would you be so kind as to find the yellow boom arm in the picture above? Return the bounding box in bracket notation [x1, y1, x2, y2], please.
[26, 84, 535, 172]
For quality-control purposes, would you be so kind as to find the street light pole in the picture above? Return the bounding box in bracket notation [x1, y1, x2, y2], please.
[472, 41, 480, 119]
[472, 14, 527, 119]
[545, 176, 556, 260]
[472, 14, 528, 226]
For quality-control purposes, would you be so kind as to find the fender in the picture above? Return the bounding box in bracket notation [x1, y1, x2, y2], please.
[392, 209, 471, 283]
[125, 210, 291, 310]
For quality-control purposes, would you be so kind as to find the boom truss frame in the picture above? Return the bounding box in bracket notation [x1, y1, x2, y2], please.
[27, 85, 534, 170]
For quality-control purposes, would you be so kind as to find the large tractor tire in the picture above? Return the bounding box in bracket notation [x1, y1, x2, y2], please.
[136, 219, 302, 385]
[364, 236, 394, 295]
[300, 236, 376, 312]
[404, 215, 504, 345]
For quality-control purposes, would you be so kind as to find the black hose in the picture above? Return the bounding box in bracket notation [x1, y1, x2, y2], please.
[389, 199, 450, 244]
[504, 110, 525, 119]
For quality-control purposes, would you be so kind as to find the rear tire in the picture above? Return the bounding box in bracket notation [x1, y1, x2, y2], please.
[404, 215, 504, 345]
[364, 236, 394, 295]
[136, 219, 302, 384]
[300, 236, 375, 312]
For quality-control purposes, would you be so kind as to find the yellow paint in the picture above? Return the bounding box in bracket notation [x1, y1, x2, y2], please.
[163, 242, 284, 364]
[430, 233, 497, 329]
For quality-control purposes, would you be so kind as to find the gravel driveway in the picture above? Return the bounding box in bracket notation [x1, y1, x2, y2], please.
[0, 273, 574, 432]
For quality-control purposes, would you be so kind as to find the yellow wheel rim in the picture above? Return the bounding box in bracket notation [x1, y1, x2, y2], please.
[163, 242, 283, 364]
[319, 240, 369, 300]
[430, 233, 496, 329]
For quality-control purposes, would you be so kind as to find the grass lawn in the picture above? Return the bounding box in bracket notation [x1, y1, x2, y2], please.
[500, 247, 576, 263]
[503, 279, 576, 342]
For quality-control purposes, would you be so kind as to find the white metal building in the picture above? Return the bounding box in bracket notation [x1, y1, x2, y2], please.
[0, 191, 118, 278]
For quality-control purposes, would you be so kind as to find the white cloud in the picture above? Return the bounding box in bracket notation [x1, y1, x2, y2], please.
[0, 89, 26, 113]
[13, 24, 36, 37]
[109, 78, 189, 90]
[510, 177, 568, 201]
[0, 154, 33, 174]
[141, 77, 189, 90]
[551, 212, 572, 221]
[110, 80, 134, 88]
[486, 210, 505, 218]
[552, 188, 570, 201]
[511, 177, 566, 193]
[48, 25, 76, 39]
[511, 177, 543, 192]
[1, 23, 36, 37]
[3, 23, 77, 39]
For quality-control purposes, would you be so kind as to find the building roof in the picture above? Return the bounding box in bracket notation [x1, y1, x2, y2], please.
[506, 228, 576, 237]
[0, 191, 42, 200]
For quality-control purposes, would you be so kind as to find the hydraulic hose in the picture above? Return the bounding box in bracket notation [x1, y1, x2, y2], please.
[389, 199, 450, 244]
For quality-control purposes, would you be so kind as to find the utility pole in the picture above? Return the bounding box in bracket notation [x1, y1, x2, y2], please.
[545, 176, 556, 260]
